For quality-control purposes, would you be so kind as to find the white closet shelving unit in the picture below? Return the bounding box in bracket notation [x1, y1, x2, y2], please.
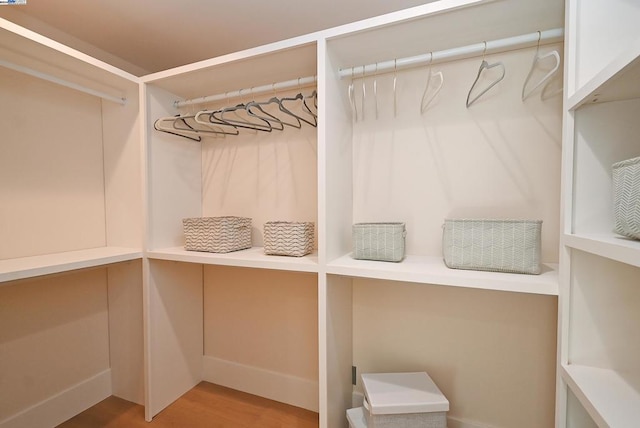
[321, 0, 564, 427]
[558, 0, 640, 427]
[142, 37, 320, 421]
[18, 0, 640, 425]
[0, 16, 143, 428]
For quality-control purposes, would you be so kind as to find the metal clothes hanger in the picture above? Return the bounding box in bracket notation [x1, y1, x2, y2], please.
[420, 52, 444, 114]
[521, 31, 561, 101]
[302, 89, 318, 121]
[360, 67, 366, 121]
[348, 67, 358, 122]
[154, 115, 202, 142]
[393, 59, 398, 118]
[466, 41, 505, 108]
[177, 113, 238, 136]
[279, 86, 317, 128]
[211, 103, 273, 132]
[155, 111, 240, 141]
[373, 63, 379, 119]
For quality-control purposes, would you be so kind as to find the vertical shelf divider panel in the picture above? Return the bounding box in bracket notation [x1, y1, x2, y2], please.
[146, 260, 203, 420]
[144, 83, 203, 420]
[560, 0, 640, 426]
[320, 29, 355, 428]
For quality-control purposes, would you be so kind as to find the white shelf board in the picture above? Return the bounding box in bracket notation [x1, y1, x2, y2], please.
[564, 233, 640, 268]
[562, 364, 640, 428]
[568, 37, 640, 110]
[326, 254, 558, 295]
[146, 246, 319, 273]
[0, 247, 143, 284]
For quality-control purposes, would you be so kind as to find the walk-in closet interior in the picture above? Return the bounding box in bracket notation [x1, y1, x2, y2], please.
[1, 0, 639, 427]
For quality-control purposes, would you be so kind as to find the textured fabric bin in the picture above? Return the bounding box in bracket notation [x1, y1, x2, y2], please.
[613, 156, 640, 240]
[443, 219, 542, 275]
[263, 221, 314, 257]
[183, 216, 251, 253]
[359, 372, 449, 428]
[353, 222, 406, 262]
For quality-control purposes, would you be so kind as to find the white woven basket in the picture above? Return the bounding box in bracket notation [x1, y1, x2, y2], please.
[443, 219, 542, 275]
[353, 222, 406, 262]
[613, 156, 640, 240]
[183, 216, 252, 253]
[263, 221, 314, 257]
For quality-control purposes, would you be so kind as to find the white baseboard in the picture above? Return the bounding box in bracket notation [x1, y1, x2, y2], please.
[202, 356, 319, 413]
[0, 369, 112, 428]
[447, 415, 497, 428]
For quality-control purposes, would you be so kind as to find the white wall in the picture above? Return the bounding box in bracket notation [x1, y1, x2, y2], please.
[352, 278, 558, 428]
[0, 269, 110, 420]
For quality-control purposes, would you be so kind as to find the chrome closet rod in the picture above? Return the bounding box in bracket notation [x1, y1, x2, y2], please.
[338, 28, 564, 79]
[174, 75, 317, 108]
[0, 58, 127, 105]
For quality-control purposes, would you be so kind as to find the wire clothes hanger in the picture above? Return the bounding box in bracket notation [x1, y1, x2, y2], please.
[393, 59, 398, 118]
[521, 31, 561, 101]
[420, 52, 444, 114]
[348, 67, 358, 122]
[466, 41, 505, 108]
[279, 79, 317, 128]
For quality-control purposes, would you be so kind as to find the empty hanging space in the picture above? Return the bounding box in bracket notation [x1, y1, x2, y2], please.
[0, 19, 144, 428]
[0, 22, 142, 273]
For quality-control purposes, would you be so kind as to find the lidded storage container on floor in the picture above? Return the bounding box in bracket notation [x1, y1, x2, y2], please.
[352, 222, 406, 262]
[348, 372, 449, 428]
[183, 216, 252, 253]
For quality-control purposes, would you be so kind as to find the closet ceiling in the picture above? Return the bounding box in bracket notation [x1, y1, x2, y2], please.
[0, 0, 437, 76]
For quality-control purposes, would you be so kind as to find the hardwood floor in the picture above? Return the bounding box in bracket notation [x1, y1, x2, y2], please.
[57, 382, 319, 427]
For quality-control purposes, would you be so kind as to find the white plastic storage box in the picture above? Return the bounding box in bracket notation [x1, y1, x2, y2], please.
[442, 218, 542, 275]
[183, 216, 252, 253]
[353, 222, 406, 262]
[356, 372, 449, 428]
[263, 221, 314, 256]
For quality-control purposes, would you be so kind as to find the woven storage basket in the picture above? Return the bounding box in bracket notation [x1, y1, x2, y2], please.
[183, 216, 251, 253]
[613, 156, 640, 240]
[263, 221, 314, 257]
[353, 222, 406, 262]
[443, 219, 542, 275]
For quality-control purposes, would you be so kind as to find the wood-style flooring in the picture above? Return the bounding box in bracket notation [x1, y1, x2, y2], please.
[57, 382, 319, 428]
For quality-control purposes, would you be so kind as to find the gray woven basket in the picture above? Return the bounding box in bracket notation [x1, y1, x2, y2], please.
[613, 156, 640, 240]
[263, 221, 314, 257]
[183, 216, 252, 253]
[443, 219, 542, 275]
[353, 222, 406, 262]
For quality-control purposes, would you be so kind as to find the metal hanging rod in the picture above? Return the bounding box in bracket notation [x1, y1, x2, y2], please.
[0, 58, 127, 105]
[338, 28, 564, 79]
[174, 75, 317, 108]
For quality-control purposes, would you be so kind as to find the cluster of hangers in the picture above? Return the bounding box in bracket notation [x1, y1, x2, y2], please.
[348, 31, 561, 121]
[154, 90, 317, 142]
